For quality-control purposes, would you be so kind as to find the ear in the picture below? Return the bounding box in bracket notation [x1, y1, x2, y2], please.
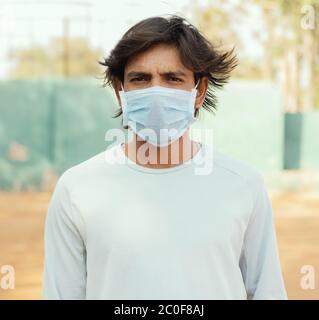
[113, 78, 122, 107]
[195, 77, 208, 110]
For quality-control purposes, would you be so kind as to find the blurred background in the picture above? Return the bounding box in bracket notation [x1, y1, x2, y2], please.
[0, 0, 318, 299]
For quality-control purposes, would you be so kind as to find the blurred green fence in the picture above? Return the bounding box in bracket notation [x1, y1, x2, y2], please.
[300, 112, 319, 170]
[0, 78, 120, 190]
[0, 79, 318, 190]
[192, 81, 284, 173]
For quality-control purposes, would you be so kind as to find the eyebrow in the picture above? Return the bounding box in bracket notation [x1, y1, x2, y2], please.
[127, 70, 187, 78]
[127, 71, 150, 78]
[162, 70, 187, 77]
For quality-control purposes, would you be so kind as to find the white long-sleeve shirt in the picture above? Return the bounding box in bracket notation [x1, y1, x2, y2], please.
[42, 142, 287, 300]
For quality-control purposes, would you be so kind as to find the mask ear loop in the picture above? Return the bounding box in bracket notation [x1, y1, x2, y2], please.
[120, 81, 125, 92]
[194, 78, 200, 90]
[119, 81, 128, 126]
[191, 78, 201, 120]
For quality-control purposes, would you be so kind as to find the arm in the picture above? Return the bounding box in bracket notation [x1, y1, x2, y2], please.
[42, 173, 87, 299]
[239, 172, 287, 300]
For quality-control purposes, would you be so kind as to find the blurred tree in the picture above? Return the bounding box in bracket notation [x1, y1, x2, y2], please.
[9, 37, 103, 78]
[254, 0, 319, 111]
[193, 0, 319, 110]
[192, 1, 237, 50]
[192, 0, 263, 79]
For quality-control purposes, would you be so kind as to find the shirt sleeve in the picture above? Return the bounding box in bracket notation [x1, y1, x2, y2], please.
[42, 173, 87, 299]
[239, 172, 288, 300]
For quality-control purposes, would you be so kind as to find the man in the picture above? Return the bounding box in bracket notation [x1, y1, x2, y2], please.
[43, 15, 287, 299]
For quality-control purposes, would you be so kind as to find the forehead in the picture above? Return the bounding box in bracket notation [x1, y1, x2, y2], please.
[125, 43, 193, 75]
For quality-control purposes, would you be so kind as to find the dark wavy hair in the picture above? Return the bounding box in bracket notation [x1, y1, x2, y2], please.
[99, 15, 237, 118]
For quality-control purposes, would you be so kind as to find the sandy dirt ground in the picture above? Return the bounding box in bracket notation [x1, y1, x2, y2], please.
[0, 191, 318, 300]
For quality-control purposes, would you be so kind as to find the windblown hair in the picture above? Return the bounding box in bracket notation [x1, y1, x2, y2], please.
[99, 15, 238, 118]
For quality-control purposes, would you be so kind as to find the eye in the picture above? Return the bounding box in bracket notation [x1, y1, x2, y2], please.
[168, 76, 183, 82]
[130, 76, 147, 82]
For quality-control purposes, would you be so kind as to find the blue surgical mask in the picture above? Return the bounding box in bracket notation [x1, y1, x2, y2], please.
[119, 81, 200, 147]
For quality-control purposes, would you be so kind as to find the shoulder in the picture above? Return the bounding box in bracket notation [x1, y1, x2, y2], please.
[212, 150, 270, 217]
[57, 143, 123, 191]
[212, 149, 265, 192]
[213, 150, 261, 178]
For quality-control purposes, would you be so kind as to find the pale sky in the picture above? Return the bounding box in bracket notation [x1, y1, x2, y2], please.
[0, 0, 264, 79]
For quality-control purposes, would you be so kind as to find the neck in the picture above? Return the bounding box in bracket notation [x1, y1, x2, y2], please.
[123, 131, 200, 169]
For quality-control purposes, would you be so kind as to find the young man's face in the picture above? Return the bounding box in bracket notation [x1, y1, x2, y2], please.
[116, 43, 207, 110]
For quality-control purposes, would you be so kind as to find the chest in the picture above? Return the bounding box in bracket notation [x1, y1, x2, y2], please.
[75, 173, 252, 256]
